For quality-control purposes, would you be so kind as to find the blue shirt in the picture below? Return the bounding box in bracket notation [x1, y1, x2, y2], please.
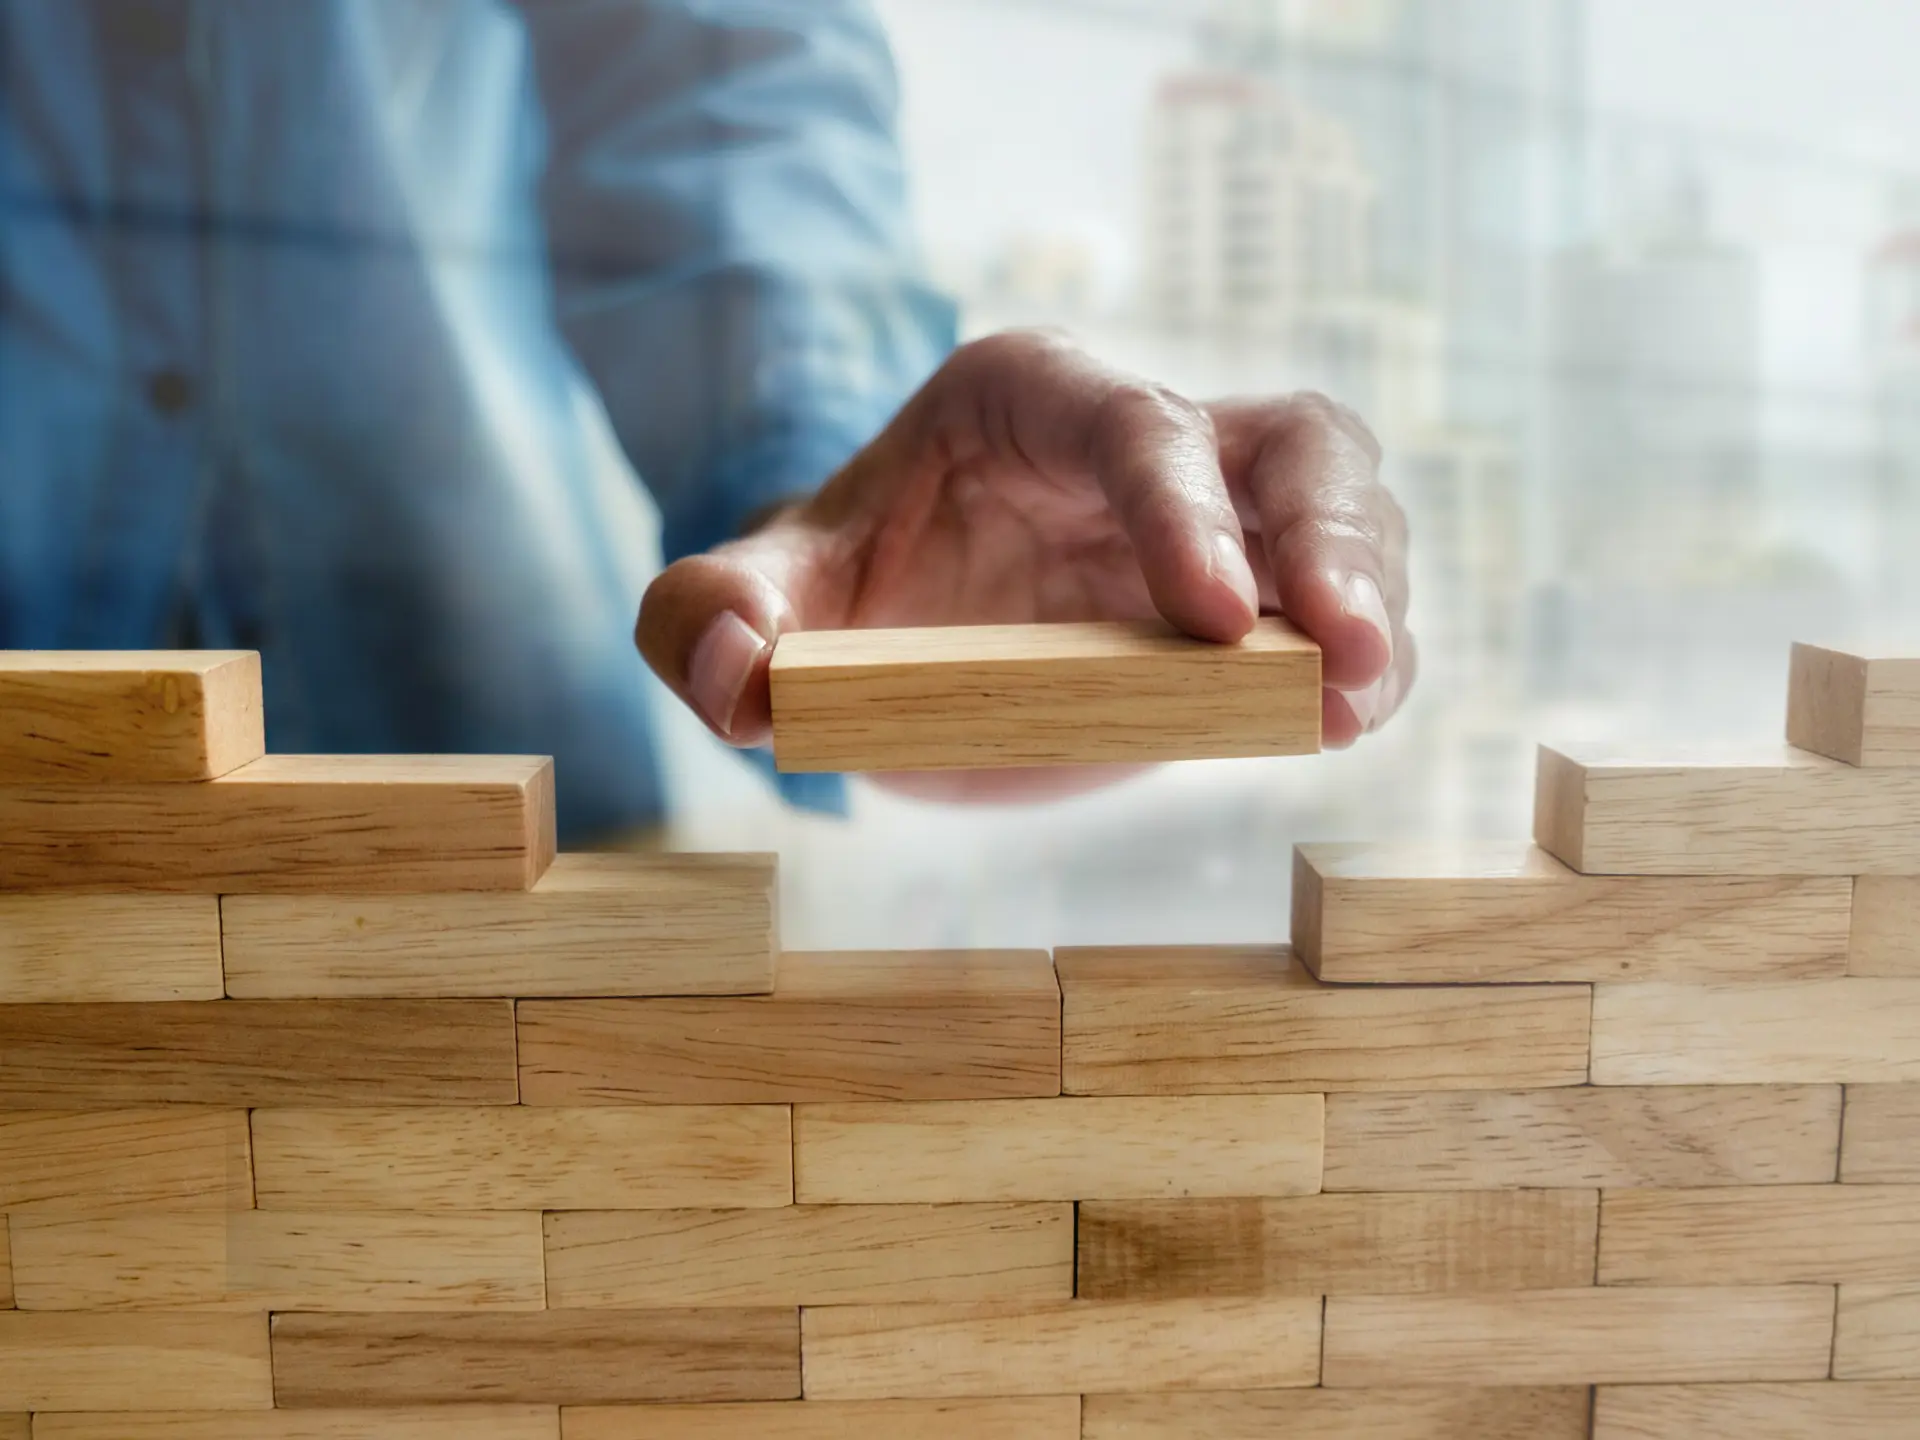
[0, 0, 955, 837]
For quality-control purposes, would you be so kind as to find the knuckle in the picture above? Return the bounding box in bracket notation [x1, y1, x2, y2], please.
[1098, 380, 1214, 442]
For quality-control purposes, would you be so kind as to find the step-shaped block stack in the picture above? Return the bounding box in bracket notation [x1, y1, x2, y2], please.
[1, 643, 1917, 1439]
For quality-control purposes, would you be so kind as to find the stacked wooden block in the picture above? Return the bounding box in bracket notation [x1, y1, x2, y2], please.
[2, 643, 1918, 1439]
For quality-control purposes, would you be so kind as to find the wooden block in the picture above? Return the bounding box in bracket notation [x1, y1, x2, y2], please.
[519, 951, 1060, 1104]
[800, 1297, 1323, 1399]
[792, 1095, 1323, 1203]
[251, 1107, 790, 1211]
[1595, 1381, 1920, 1438]
[1591, 979, 1920, 1085]
[1850, 878, 1920, 976]
[1077, 1190, 1599, 1300]
[1535, 741, 1920, 875]
[1323, 1086, 1843, 1191]
[1082, 1388, 1593, 1440]
[1835, 1285, 1920, 1379]
[0, 1311, 272, 1411]
[0, 1000, 518, 1107]
[0, 1111, 252, 1214]
[545, 1204, 1072, 1308]
[222, 852, 775, 999]
[271, 1311, 800, 1407]
[0, 755, 555, 893]
[0, 651, 263, 783]
[561, 1398, 1081, 1440]
[768, 618, 1321, 772]
[1788, 641, 1920, 766]
[0, 895, 223, 1002]
[8, 1210, 546, 1311]
[0, 1415, 21, 1440]
[1845, 1088, 1920, 1181]
[0, 1217, 10, 1309]
[1323, 1286, 1837, 1387]
[1293, 843, 1850, 982]
[35, 1410, 561, 1440]
[1600, 1186, 1920, 1285]
[1056, 947, 1591, 1095]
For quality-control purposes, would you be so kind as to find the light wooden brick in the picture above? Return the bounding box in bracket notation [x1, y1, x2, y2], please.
[0, 1312, 272, 1411]
[1600, 1186, 1920, 1285]
[1844, 1087, 1920, 1181]
[1082, 1388, 1593, 1440]
[1835, 1285, 1920, 1379]
[0, 895, 222, 1002]
[1788, 641, 1920, 766]
[0, 1415, 20, 1440]
[252, 1107, 790, 1211]
[519, 951, 1059, 1105]
[561, 1398, 1081, 1440]
[1057, 947, 1591, 1094]
[801, 1298, 1322, 1399]
[792, 1095, 1323, 1203]
[0, 1111, 252, 1214]
[35, 1411, 561, 1440]
[545, 1203, 1072, 1308]
[1848, 878, 1920, 976]
[1595, 1381, 1920, 1438]
[1324, 1086, 1842, 1191]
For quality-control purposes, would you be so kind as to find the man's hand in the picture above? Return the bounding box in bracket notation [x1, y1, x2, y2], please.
[637, 331, 1414, 785]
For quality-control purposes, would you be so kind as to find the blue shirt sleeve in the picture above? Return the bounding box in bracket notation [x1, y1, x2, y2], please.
[515, 0, 957, 565]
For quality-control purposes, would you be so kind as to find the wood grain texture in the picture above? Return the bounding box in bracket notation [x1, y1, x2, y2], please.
[1534, 741, 1920, 875]
[0, 894, 222, 1002]
[792, 1095, 1323, 1203]
[0, 1217, 9, 1309]
[1077, 1190, 1599, 1299]
[0, 1000, 518, 1107]
[561, 1398, 1081, 1440]
[768, 619, 1321, 772]
[1322, 1286, 1837, 1387]
[0, 755, 555, 893]
[545, 1204, 1072, 1308]
[8, 1210, 546, 1311]
[1081, 1388, 1593, 1440]
[1599, 1186, 1920, 1285]
[1595, 1381, 1920, 1438]
[0, 651, 263, 783]
[1846, 1087, 1920, 1181]
[518, 951, 1060, 1104]
[0, 1110, 252, 1214]
[1591, 979, 1920, 1084]
[1850, 878, 1920, 976]
[222, 852, 775, 999]
[1056, 947, 1591, 1094]
[251, 1106, 790, 1211]
[0, 1311, 272, 1411]
[800, 1297, 1322, 1399]
[1293, 842, 1850, 982]
[0, 1415, 20, 1440]
[1323, 1086, 1843, 1191]
[1835, 1285, 1920, 1379]
[35, 1410, 561, 1440]
[271, 1311, 800, 1407]
[1788, 641, 1920, 766]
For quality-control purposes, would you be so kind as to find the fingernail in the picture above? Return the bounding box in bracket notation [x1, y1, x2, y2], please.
[1341, 573, 1393, 655]
[1209, 533, 1259, 613]
[1342, 676, 1385, 732]
[688, 611, 768, 738]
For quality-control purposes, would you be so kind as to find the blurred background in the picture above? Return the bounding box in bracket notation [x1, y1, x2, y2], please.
[661, 0, 1920, 948]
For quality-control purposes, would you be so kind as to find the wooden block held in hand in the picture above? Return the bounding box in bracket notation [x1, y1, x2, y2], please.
[1599, 1185, 1920, 1285]
[1077, 1190, 1598, 1300]
[800, 1297, 1322, 1399]
[792, 1095, 1323, 1203]
[1293, 843, 1850, 982]
[545, 1203, 1071, 1307]
[1846, 1087, 1920, 1181]
[0, 651, 262, 783]
[251, 1106, 790, 1211]
[1835, 1285, 1920, 1378]
[1594, 1381, 1920, 1439]
[0, 754, 555, 893]
[271, 1311, 799, 1407]
[1322, 1286, 1837, 1387]
[223, 852, 776, 999]
[1788, 641, 1920, 766]
[519, 951, 1060, 1104]
[1324, 1086, 1842, 1191]
[1534, 742, 1920, 875]
[0, 1000, 518, 1108]
[1057, 947, 1591, 1094]
[0, 895, 223, 1002]
[561, 1398, 1082, 1440]
[768, 619, 1321, 772]
[0, 1311, 272, 1411]
[0, 1110, 252, 1214]
[1849, 878, 1920, 976]
[8, 1210, 546, 1311]
[1591, 979, 1920, 1085]
[1082, 1388, 1593, 1440]
[34, 1410, 561, 1440]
